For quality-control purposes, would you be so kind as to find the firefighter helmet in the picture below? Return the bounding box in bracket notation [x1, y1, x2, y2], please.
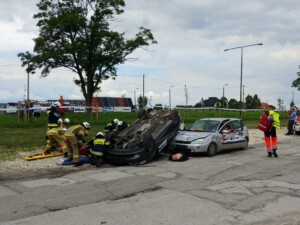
[82, 122, 90, 130]
[96, 132, 104, 137]
[52, 101, 61, 108]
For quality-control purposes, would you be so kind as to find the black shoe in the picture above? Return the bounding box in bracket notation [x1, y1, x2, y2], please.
[268, 152, 272, 157]
[273, 149, 278, 158]
[74, 161, 83, 167]
[95, 158, 104, 168]
[90, 156, 96, 165]
[285, 133, 291, 135]
[63, 152, 68, 158]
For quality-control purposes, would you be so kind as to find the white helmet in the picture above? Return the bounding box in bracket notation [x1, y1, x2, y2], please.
[113, 118, 119, 124]
[52, 101, 61, 108]
[57, 118, 63, 124]
[118, 121, 123, 126]
[64, 118, 70, 124]
[82, 122, 90, 129]
[96, 132, 104, 137]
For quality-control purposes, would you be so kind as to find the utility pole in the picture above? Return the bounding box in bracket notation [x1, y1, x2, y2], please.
[224, 43, 263, 115]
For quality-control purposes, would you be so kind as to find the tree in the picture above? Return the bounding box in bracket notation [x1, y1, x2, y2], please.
[220, 96, 228, 108]
[245, 95, 252, 109]
[194, 102, 203, 108]
[245, 94, 261, 109]
[277, 98, 285, 111]
[137, 95, 148, 109]
[228, 98, 239, 109]
[252, 94, 261, 109]
[18, 0, 156, 116]
[292, 66, 300, 90]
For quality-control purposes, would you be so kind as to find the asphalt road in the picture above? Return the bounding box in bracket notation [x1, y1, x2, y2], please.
[1, 135, 300, 225]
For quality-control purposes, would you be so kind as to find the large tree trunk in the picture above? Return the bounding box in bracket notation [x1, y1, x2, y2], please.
[85, 91, 93, 119]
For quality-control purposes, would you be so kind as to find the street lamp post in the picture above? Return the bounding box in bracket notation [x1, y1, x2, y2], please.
[224, 43, 263, 115]
[26, 70, 30, 123]
[169, 85, 174, 110]
[222, 83, 228, 108]
[134, 88, 139, 109]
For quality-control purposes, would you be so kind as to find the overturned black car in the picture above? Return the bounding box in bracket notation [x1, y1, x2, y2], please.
[105, 109, 182, 164]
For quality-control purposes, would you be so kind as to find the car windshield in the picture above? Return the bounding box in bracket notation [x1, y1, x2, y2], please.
[188, 120, 220, 132]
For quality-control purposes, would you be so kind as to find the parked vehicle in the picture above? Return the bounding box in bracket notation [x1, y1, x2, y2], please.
[105, 108, 182, 164]
[293, 116, 300, 135]
[170, 118, 249, 156]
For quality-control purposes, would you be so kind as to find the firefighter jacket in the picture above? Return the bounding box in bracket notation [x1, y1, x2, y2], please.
[89, 136, 110, 157]
[65, 125, 89, 146]
[47, 106, 61, 129]
[103, 122, 117, 133]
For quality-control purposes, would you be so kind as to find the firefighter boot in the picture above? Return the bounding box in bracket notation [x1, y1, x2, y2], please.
[273, 148, 278, 158]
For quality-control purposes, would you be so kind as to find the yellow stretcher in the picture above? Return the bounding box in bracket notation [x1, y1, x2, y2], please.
[24, 150, 63, 161]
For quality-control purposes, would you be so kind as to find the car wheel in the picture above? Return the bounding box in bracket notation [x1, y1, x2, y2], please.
[143, 134, 156, 162]
[207, 143, 217, 157]
[242, 137, 249, 150]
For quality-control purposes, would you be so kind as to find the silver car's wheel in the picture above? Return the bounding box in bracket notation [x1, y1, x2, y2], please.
[207, 143, 217, 157]
[242, 137, 249, 150]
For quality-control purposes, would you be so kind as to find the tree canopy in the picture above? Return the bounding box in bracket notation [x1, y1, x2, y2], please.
[244, 94, 261, 109]
[18, 0, 157, 114]
[292, 66, 300, 91]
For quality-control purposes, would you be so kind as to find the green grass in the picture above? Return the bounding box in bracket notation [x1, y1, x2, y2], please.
[0, 110, 288, 161]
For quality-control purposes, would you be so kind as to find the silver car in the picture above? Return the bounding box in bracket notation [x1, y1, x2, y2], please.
[170, 118, 249, 156]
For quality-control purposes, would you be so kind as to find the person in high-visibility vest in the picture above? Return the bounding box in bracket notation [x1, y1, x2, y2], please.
[265, 105, 280, 158]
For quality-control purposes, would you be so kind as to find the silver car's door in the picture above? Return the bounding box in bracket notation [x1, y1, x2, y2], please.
[219, 121, 237, 150]
[230, 120, 248, 148]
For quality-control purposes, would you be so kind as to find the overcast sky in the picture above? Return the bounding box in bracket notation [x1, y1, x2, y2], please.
[1, 0, 300, 108]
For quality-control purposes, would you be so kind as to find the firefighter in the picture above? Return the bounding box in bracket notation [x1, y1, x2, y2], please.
[47, 101, 61, 130]
[103, 118, 119, 133]
[117, 120, 129, 133]
[64, 122, 90, 167]
[88, 132, 110, 167]
[45, 126, 68, 155]
[63, 118, 71, 128]
[58, 118, 71, 130]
